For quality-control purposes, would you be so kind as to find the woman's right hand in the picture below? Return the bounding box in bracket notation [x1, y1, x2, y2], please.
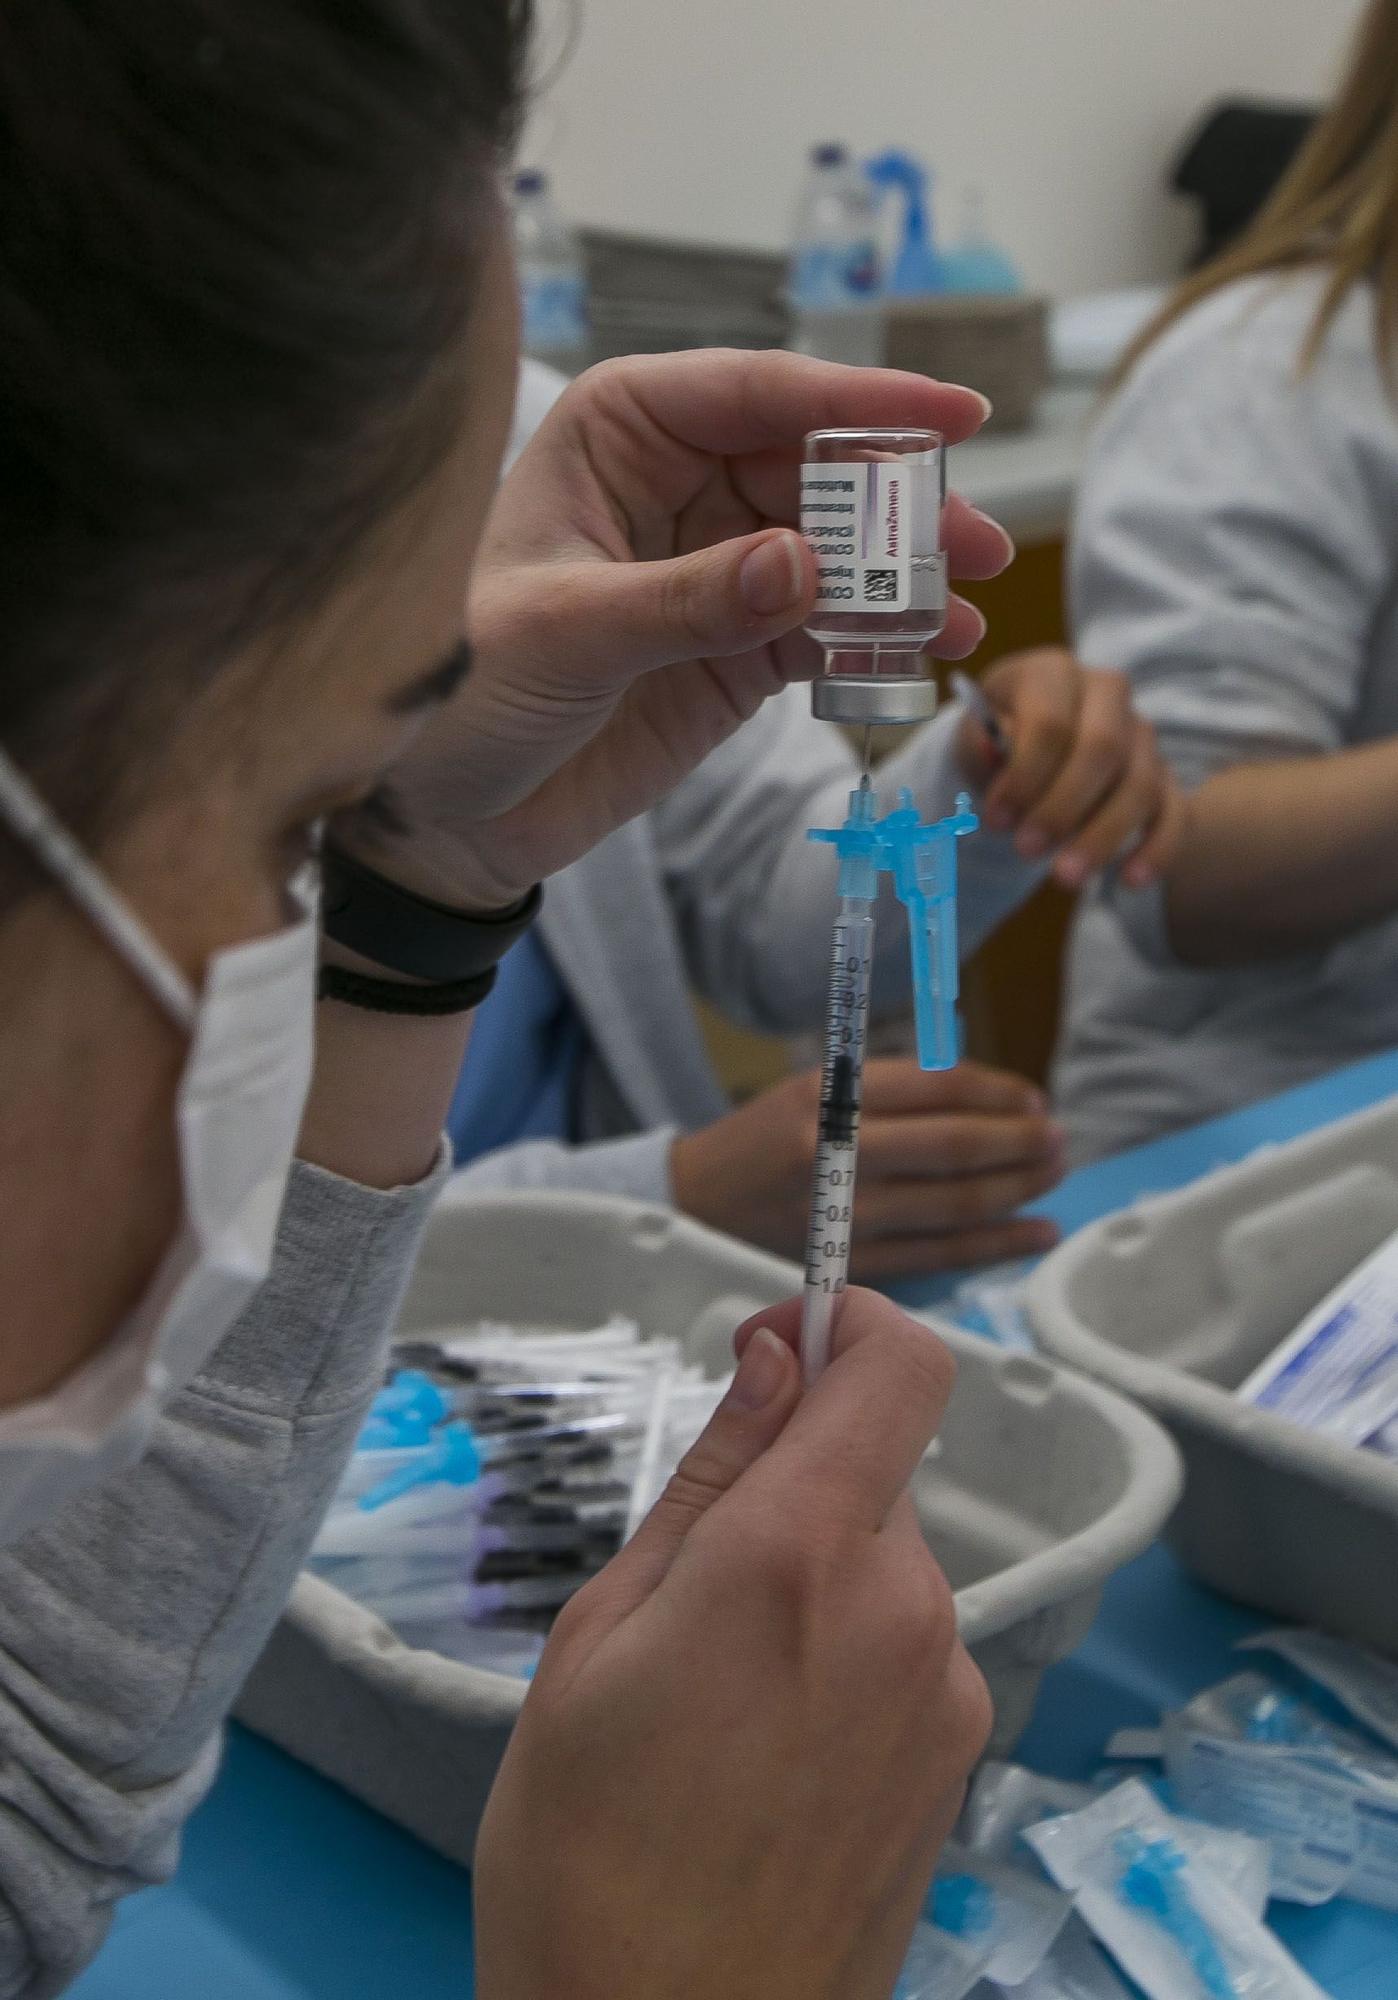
[341, 349, 1008, 915]
[474, 1289, 991, 2000]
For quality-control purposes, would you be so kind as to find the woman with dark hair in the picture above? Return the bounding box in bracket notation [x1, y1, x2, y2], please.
[1055, 0, 1398, 1161]
[0, 5, 1020, 1993]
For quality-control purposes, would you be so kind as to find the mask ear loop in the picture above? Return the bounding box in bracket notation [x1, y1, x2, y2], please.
[0, 746, 198, 1034]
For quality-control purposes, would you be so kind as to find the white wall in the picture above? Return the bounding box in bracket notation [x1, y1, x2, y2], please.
[523, 0, 1366, 296]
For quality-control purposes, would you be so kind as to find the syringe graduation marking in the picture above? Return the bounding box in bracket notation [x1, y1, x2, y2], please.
[800, 899, 874, 1374]
[818, 1055, 859, 1144]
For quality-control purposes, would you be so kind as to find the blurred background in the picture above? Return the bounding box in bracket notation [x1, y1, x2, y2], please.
[508, 0, 1367, 1089]
[523, 0, 1360, 295]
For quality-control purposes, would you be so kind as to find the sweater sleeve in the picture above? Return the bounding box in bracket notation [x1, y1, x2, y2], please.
[0, 1146, 448, 1999]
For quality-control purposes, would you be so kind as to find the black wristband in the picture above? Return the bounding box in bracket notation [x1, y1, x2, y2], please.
[317, 963, 498, 1015]
[320, 841, 541, 982]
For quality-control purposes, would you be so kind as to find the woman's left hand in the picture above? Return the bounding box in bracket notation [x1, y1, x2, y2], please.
[350, 348, 1012, 910]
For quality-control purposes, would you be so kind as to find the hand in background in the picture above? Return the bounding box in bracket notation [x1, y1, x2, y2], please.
[955, 648, 1184, 892]
[671, 1057, 1063, 1279]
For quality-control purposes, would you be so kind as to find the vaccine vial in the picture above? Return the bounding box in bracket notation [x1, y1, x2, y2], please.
[799, 427, 947, 723]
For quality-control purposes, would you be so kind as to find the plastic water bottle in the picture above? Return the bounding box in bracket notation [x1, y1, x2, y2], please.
[510, 169, 589, 374]
[788, 143, 884, 368]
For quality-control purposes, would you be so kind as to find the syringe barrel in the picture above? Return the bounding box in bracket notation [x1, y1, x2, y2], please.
[799, 427, 946, 726]
[801, 898, 875, 1381]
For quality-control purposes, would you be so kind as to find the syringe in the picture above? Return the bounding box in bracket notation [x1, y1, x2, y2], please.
[801, 784, 977, 1382]
[801, 782, 880, 1383]
[797, 423, 973, 1380]
[801, 892, 875, 1380]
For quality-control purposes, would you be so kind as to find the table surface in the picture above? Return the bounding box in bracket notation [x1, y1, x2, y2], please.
[69, 1049, 1398, 2000]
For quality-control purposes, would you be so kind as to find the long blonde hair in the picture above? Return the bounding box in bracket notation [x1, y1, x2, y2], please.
[1117, 0, 1398, 385]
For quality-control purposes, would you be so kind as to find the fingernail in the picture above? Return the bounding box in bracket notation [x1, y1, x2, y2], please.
[972, 507, 1016, 561]
[740, 533, 805, 618]
[972, 391, 994, 422]
[1017, 827, 1049, 860]
[1031, 1087, 1050, 1114]
[729, 1325, 788, 1411]
[1031, 1220, 1061, 1249]
[1054, 852, 1088, 889]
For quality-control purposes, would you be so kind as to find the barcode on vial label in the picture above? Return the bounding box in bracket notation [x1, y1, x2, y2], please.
[801, 461, 912, 614]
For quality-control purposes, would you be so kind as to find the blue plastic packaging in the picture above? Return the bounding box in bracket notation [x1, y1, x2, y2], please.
[1116, 1831, 1240, 2000]
[865, 149, 950, 297]
[810, 786, 977, 1071]
[357, 1370, 452, 1451]
[932, 1871, 996, 1939]
[359, 1423, 483, 1512]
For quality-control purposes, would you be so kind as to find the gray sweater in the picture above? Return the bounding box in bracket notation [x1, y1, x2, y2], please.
[0, 1151, 446, 1997]
[1054, 273, 1398, 1162]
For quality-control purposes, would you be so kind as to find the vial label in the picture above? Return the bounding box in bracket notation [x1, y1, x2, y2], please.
[801, 461, 944, 618]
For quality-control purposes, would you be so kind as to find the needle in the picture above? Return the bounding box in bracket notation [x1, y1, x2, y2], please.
[860, 723, 872, 778]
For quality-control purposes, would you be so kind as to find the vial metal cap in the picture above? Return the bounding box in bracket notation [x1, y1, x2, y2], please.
[811, 676, 940, 725]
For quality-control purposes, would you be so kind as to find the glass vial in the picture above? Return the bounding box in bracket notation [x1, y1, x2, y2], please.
[799, 427, 947, 724]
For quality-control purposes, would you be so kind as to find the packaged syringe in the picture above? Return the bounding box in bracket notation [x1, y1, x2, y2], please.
[1236, 1224, 1398, 1447]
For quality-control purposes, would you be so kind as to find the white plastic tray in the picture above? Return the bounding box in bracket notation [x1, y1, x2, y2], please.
[237, 1189, 1180, 1866]
[1028, 1095, 1398, 1650]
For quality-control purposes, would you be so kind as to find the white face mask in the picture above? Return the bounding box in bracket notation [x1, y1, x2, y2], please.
[0, 746, 318, 1542]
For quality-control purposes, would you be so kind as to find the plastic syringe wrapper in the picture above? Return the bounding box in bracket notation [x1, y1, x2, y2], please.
[957, 1761, 1271, 1919]
[1161, 1660, 1398, 1909]
[309, 1317, 721, 1675]
[1238, 1626, 1398, 1756]
[1236, 1223, 1398, 1448]
[894, 1842, 1071, 1999]
[1000, 1915, 1136, 1998]
[1024, 1780, 1325, 2000]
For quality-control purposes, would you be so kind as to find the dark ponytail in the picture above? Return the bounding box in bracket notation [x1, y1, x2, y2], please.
[0, 0, 532, 825]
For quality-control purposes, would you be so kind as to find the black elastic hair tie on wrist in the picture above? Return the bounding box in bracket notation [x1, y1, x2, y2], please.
[317, 963, 498, 1016]
[320, 840, 541, 983]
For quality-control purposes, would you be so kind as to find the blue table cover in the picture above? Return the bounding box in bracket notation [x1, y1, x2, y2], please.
[70, 1051, 1398, 1998]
